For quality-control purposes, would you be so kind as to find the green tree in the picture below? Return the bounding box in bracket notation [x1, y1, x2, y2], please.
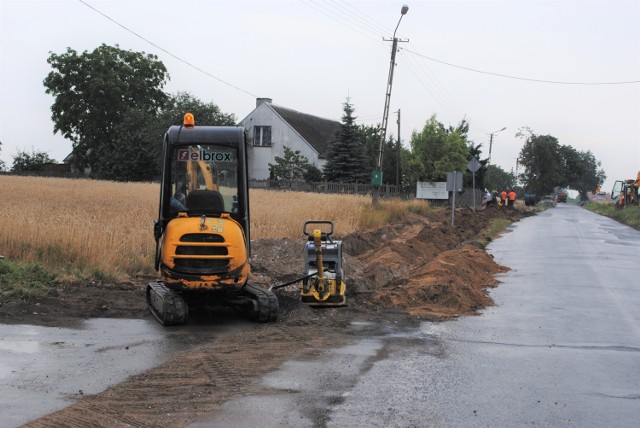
[323, 100, 368, 182]
[11, 148, 56, 172]
[303, 164, 323, 182]
[163, 92, 236, 127]
[358, 123, 399, 185]
[485, 164, 515, 192]
[407, 115, 469, 183]
[517, 128, 605, 199]
[43, 44, 169, 175]
[96, 92, 236, 181]
[269, 146, 316, 188]
[560, 146, 605, 200]
[517, 129, 564, 196]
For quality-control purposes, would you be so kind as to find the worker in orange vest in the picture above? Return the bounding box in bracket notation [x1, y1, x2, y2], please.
[500, 190, 507, 207]
[508, 190, 516, 208]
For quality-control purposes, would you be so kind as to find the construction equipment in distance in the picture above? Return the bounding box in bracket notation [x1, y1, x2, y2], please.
[300, 221, 347, 307]
[612, 171, 640, 209]
[147, 113, 278, 325]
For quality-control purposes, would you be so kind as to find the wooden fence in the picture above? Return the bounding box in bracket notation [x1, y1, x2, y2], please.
[249, 179, 485, 208]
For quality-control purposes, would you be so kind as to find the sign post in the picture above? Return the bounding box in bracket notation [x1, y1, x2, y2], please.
[467, 157, 481, 211]
[446, 171, 463, 226]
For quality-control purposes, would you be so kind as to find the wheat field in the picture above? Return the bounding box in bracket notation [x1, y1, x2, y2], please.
[1, 175, 425, 280]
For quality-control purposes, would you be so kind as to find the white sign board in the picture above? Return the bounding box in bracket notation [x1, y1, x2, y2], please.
[416, 182, 448, 199]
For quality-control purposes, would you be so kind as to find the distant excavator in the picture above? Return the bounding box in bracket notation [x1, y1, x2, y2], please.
[147, 113, 278, 325]
[612, 171, 640, 209]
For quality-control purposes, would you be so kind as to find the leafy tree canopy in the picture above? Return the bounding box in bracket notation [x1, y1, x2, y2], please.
[97, 92, 236, 182]
[517, 128, 605, 199]
[43, 44, 169, 173]
[407, 115, 470, 183]
[484, 164, 515, 192]
[11, 148, 56, 172]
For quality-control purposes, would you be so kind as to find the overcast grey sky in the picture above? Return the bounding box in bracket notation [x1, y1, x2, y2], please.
[1, 0, 638, 192]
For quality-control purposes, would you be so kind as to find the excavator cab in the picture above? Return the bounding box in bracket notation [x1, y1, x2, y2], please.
[612, 173, 640, 209]
[147, 113, 278, 325]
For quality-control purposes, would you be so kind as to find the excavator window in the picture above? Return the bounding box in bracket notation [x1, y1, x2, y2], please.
[168, 144, 239, 217]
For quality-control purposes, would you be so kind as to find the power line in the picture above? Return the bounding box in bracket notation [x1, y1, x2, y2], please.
[78, 0, 258, 98]
[299, 0, 381, 42]
[404, 48, 640, 86]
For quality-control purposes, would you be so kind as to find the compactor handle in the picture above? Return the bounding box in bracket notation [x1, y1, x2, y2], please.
[303, 220, 334, 237]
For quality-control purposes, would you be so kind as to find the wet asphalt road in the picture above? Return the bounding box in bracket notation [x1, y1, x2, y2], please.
[192, 204, 640, 427]
[0, 318, 248, 427]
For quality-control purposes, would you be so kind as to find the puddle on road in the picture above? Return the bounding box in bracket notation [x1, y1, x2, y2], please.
[0, 317, 230, 428]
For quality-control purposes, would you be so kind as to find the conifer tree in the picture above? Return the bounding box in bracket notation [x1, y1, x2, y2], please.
[323, 100, 368, 182]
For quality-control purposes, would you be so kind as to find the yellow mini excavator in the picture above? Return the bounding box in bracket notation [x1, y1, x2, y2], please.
[300, 221, 347, 307]
[612, 171, 640, 209]
[147, 113, 278, 325]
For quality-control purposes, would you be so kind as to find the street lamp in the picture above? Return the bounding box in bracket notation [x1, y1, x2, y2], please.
[488, 126, 506, 164]
[373, 4, 409, 203]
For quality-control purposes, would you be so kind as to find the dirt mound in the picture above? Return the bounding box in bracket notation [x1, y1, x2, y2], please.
[252, 206, 526, 321]
[372, 245, 507, 319]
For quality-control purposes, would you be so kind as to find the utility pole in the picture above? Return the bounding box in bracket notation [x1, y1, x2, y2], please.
[486, 126, 506, 189]
[396, 109, 401, 187]
[373, 5, 409, 205]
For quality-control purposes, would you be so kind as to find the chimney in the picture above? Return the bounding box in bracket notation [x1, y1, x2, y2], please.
[256, 97, 272, 107]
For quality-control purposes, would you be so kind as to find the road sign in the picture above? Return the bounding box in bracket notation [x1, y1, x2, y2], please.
[467, 157, 481, 173]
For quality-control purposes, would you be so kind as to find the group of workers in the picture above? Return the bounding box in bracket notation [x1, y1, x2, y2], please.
[500, 190, 517, 208]
[481, 189, 517, 209]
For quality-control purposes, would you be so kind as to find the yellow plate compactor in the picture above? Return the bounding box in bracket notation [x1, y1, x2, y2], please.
[300, 221, 346, 307]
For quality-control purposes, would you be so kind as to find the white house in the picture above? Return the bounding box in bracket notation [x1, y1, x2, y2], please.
[239, 98, 341, 180]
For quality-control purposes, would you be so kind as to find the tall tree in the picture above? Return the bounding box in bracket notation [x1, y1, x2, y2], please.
[517, 128, 605, 198]
[407, 115, 469, 183]
[517, 129, 564, 196]
[43, 44, 169, 174]
[323, 100, 368, 182]
[561, 147, 605, 200]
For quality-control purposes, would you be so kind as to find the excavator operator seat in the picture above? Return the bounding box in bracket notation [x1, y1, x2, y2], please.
[186, 190, 225, 214]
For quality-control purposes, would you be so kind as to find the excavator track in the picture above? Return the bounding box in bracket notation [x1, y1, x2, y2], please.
[147, 281, 189, 326]
[241, 283, 279, 322]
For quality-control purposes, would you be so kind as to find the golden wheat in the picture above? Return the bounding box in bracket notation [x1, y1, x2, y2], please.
[2, 176, 422, 280]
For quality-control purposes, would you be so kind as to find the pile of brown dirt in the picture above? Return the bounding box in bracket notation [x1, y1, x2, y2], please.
[371, 245, 507, 319]
[253, 206, 527, 321]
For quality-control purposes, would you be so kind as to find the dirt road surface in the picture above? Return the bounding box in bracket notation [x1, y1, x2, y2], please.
[1, 206, 527, 427]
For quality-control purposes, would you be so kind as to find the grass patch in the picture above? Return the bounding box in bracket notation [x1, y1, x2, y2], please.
[582, 202, 640, 229]
[0, 259, 57, 301]
[474, 218, 514, 247]
[359, 198, 431, 229]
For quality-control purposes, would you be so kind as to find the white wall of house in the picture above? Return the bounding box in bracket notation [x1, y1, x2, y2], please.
[240, 102, 324, 180]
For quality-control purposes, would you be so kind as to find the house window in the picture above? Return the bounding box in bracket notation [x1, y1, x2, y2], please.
[253, 126, 272, 147]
